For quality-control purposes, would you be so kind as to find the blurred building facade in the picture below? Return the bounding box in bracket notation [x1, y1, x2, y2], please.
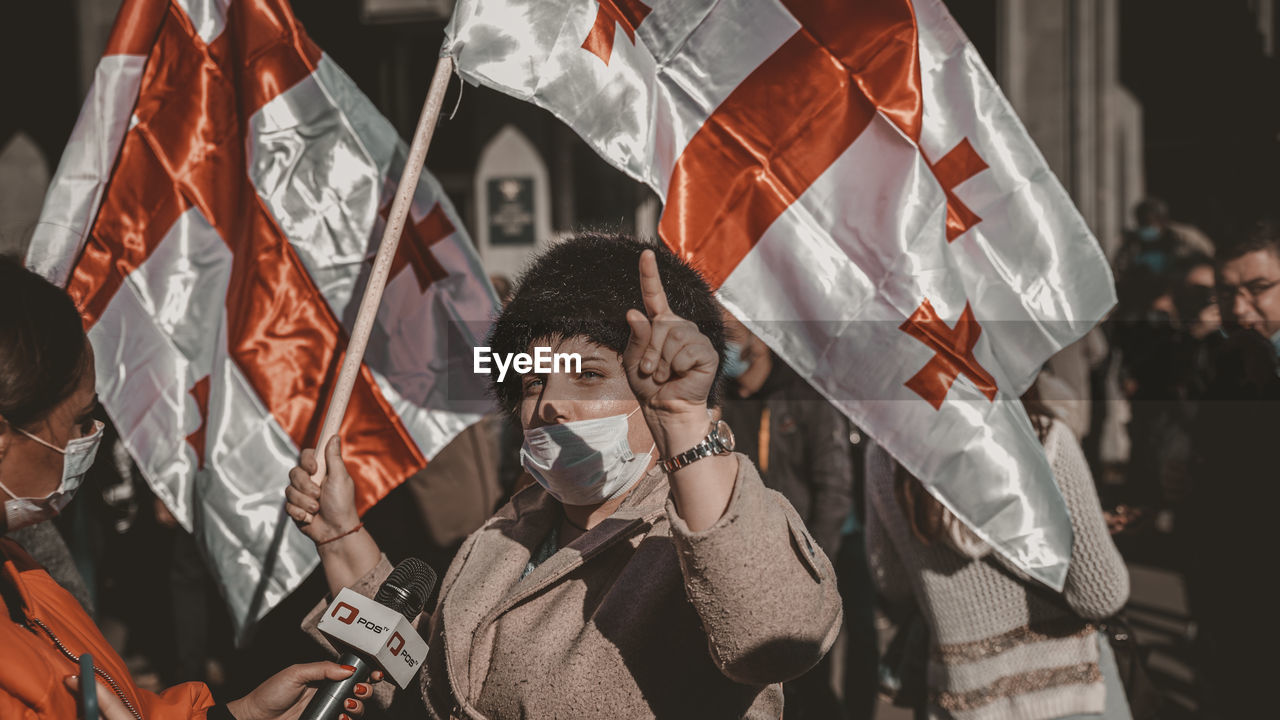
[994, 0, 1145, 258]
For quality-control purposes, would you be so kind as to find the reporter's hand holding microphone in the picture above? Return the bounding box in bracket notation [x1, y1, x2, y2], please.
[224, 663, 381, 720]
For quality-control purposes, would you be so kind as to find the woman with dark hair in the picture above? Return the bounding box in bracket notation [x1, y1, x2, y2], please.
[865, 387, 1131, 720]
[0, 257, 378, 720]
[288, 234, 842, 717]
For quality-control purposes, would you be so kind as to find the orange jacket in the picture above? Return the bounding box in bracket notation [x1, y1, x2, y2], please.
[0, 537, 216, 719]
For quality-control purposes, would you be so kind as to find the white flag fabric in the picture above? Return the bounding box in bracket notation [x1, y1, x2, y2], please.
[444, 0, 1117, 589]
[28, 0, 498, 637]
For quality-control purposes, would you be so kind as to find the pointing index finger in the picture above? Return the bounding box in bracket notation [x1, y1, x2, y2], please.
[639, 249, 671, 318]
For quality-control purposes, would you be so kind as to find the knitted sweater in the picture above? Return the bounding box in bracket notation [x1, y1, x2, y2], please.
[865, 420, 1129, 720]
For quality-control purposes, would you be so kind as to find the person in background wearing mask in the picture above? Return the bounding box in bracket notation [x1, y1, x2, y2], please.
[0, 257, 378, 720]
[1110, 201, 1214, 522]
[719, 314, 876, 719]
[1115, 198, 1181, 279]
[1113, 198, 1214, 281]
[287, 234, 842, 718]
[719, 317, 853, 561]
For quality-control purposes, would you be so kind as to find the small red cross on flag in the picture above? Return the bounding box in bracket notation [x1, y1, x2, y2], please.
[926, 137, 989, 242]
[386, 202, 455, 293]
[899, 298, 998, 410]
[581, 0, 652, 65]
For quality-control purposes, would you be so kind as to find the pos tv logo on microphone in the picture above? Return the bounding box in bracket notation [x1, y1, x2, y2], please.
[331, 601, 389, 635]
[317, 589, 430, 688]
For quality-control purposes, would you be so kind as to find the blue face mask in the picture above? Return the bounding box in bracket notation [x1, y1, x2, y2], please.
[722, 342, 749, 379]
[1137, 225, 1162, 242]
[1134, 250, 1168, 276]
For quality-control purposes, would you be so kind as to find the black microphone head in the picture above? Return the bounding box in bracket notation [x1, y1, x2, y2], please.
[375, 558, 437, 620]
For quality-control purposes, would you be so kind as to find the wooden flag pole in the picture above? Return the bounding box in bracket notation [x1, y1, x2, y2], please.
[309, 55, 455, 486]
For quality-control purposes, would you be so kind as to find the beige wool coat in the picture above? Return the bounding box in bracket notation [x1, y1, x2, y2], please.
[305, 453, 842, 718]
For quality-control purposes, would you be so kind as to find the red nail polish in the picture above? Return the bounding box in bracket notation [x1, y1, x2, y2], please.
[345, 698, 358, 710]
[340, 664, 356, 672]
[339, 715, 351, 720]
[355, 683, 370, 694]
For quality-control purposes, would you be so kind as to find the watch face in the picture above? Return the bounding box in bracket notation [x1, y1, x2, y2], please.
[713, 420, 735, 453]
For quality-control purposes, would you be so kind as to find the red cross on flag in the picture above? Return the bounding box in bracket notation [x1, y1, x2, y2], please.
[27, 0, 498, 636]
[445, 0, 1117, 588]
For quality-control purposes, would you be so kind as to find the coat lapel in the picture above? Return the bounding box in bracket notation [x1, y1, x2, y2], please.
[439, 486, 557, 707]
[439, 466, 672, 711]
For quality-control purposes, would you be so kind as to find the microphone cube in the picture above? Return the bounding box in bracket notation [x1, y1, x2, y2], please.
[317, 588, 430, 689]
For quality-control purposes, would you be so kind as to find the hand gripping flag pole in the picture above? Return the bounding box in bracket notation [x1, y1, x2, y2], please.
[309, 55, 456, 488]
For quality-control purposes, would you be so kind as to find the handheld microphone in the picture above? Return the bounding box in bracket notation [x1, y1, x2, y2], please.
[300, 557, 437, 720]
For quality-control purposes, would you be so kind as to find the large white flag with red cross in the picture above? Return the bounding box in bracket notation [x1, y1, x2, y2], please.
[27, 0, 498, 635]
[444, 0, 1117, 587]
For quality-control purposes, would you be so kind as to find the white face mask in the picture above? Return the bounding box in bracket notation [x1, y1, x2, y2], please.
[520, 408, 654, 506]
[1, 420, 103, 532]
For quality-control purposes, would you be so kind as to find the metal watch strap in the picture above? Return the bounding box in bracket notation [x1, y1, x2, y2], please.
[659, 421, 730, 473]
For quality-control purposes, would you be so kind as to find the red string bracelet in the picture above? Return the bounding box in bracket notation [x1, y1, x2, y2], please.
[316, 522, 364, 546]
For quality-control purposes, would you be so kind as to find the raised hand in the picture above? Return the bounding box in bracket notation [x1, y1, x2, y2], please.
[623, 249, 719, 420]
[624, 249, 735, 531]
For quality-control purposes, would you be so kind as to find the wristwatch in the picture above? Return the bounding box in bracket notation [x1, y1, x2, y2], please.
[659, 420, 736, 473]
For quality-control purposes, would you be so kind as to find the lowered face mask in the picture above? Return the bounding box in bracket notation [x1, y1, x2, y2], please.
[520, 408, 654, 506]
[1, 420, 103, 532]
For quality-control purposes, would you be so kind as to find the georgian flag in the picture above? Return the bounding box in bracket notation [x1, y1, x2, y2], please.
[443, 0, 1116, 588]
[27, 0, 498, 636]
